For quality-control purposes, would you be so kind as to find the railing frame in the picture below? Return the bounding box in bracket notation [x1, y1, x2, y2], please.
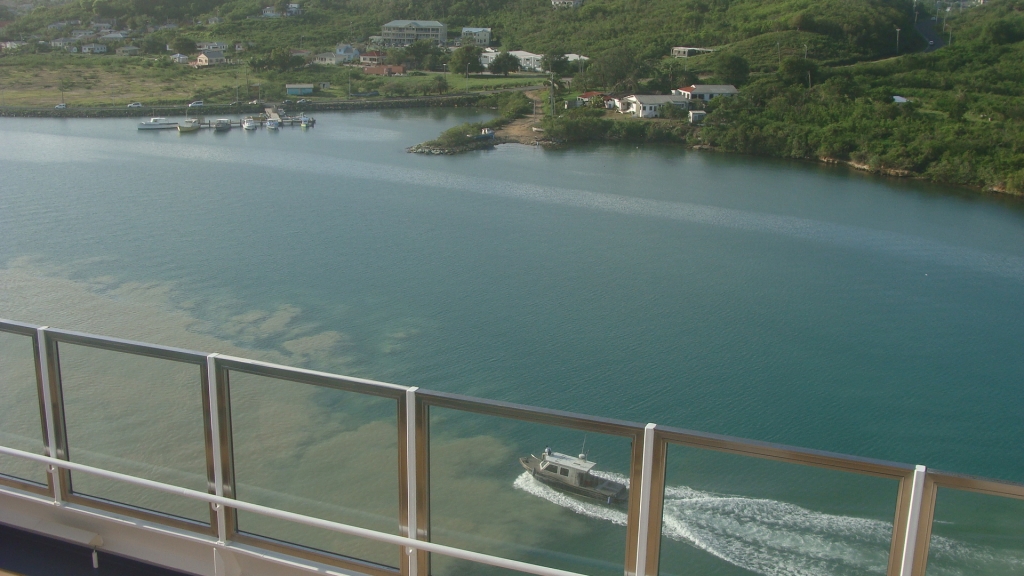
[2, 318, 1024, 576]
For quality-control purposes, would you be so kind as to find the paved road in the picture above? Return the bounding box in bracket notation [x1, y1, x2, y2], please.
[916, 19, 945, 52]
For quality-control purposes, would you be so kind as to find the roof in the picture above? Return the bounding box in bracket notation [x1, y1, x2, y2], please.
[383, 20, 444, 28]
[462, 27, 490, 33]
[579, 91, 606, 98]
[363, 50, 383, 57]
[545, 452, 597, 472]
[628, 94, 687, 104]
[679, 84, 737, 94]
[201, 50, 224, 59]
[285, 84, 315, 88]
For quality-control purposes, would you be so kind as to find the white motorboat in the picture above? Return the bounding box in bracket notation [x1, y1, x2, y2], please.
[137, 117, 179, 130]
[242, 117, 259, 130]
[266, 118, 279, 129]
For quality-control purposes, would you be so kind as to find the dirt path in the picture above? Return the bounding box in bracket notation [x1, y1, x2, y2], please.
[496, 90, 547, 145]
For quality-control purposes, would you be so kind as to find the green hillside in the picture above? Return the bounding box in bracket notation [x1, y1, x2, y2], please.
[4, 0, 916, 64]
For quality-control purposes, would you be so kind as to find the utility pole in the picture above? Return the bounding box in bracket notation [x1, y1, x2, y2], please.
[895, 27, 901, 54]
[803, 44, 808, 59]
[776, 41, 781, 67]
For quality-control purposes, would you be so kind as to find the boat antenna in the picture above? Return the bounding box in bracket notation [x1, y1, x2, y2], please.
[580, 435, 587, 460]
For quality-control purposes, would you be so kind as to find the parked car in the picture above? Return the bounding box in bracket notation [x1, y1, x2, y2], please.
[929, 40, 935, 46]
[54, 103, 66, 109]
[188, 100, 204, 107]
[248, 99, 261, 105]
[296, 99, 309, 104]
[282, 99, 294, 105]
[127, 102, 143, 108]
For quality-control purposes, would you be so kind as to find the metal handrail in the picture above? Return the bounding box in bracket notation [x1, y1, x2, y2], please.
[0, 445, 587, 576]
[3, 318, 1024, 576]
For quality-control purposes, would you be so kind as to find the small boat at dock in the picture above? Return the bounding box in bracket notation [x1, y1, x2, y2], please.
[138, 117, 179, 130]
[214, 119, 232, 132]
[266, 118, 279, 129]
[520, 448, 628, 505]
[177, 118, 201, 133]
[242, 117, 259, 130]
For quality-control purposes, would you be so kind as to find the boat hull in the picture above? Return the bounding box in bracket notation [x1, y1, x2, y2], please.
[519, 456, 628, 504]
[138, 124, 178, 130]
[177, 124, 200, 133]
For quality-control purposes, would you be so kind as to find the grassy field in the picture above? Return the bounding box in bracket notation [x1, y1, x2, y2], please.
[0, 53, 544, 107]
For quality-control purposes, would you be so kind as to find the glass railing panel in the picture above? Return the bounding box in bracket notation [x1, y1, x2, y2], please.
[924, 487, 1024, 575]
[427, 407, 632, 576]
[227, 370, 401, 568]
[658, 444, 899, 576]
[0, 331, 46, 484]
[57, 342, 209, 522]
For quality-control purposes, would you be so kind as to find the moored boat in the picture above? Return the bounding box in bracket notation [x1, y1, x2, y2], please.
[266, 118, 279, 129]
[177, 118, 201, 133]
[214, 119, 232, 132]
[519, 448, 628, 504]
[242, 117, 259, 130]
[138, 117, 179, 130]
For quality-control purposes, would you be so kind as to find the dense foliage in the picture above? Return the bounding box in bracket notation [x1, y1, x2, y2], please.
[701, 0, 1024, 194]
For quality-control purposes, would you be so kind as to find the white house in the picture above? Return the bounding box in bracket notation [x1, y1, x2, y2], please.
[314, 52, 344, 65]
[381, 20, 446, 47]
[672, 84, 738, 101]
[334, 43, 359, 62]
[196, 41, 228, 52]
[261, 6, 279, 17]
[170, 53, 189, 63]
[619, 94, 688, 118]
[461, 27, 491, 46]
[671, 46, 714, 58]
[80, 43, 107, 54]
[49, 37, 76, 48]
[286, 3, 301, 15]
[480, 49, 543, 72]
[552, 0, 582, 6]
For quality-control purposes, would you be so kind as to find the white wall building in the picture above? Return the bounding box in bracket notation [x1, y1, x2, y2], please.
[480, 49, 543, 71]
[619, 94, 688, 118]
[381, 20, 446, 47]
[461, 27, 491, 46]
[672, 84, 738, 101]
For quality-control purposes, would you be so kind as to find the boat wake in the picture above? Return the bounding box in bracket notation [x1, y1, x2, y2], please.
[513, 472, 1024, 576]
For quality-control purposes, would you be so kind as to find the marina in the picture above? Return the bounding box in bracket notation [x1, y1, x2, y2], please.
[146, 108, 316, 132]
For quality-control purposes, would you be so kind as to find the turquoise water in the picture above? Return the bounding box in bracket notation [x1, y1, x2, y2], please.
[1, 111, 1022, 575]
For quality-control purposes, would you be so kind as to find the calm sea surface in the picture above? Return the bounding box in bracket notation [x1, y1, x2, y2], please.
[1, 111, 1022, 575]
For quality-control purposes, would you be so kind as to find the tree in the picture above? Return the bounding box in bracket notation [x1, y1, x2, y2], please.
[489, 51, 521, 77]
[778, 56, 818, 87]
[432, 75, 448, 95]
[171, 36, 196, 55]
[403, 39, 443, 70]
[139, 36, 165, 55]
[448, 45, 484, 77]
[714, 54, 749, 86]
[542, 52, 568, 75]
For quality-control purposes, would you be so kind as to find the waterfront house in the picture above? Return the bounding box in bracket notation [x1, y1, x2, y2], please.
[115, 45, 140, 56]
[461, 27, 491, 46]
[360, 50, 384, 65]
[170, 53, 189, 63]
[196, 50, 225, 66]
[619, 94, 687, 118]
[672, 84, 738, 101]
[381, 20, 446, 47]
[285, 83, 314, 95]
[81, 43, 107, 54]
[363, 65, 404, 76]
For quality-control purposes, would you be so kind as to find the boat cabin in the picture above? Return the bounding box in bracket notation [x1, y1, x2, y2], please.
[537, 451, 600, 488]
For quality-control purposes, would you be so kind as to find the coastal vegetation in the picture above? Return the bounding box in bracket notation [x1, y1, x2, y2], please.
[2, 0, 1023, 194]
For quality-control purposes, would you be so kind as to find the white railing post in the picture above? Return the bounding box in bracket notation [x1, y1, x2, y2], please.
[899, 465, 927, 576]
[206, 353, 228, 544]
[405, 386, 419, 576]
[36, 326, 63, 506]
[634, 423, 657, 576]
